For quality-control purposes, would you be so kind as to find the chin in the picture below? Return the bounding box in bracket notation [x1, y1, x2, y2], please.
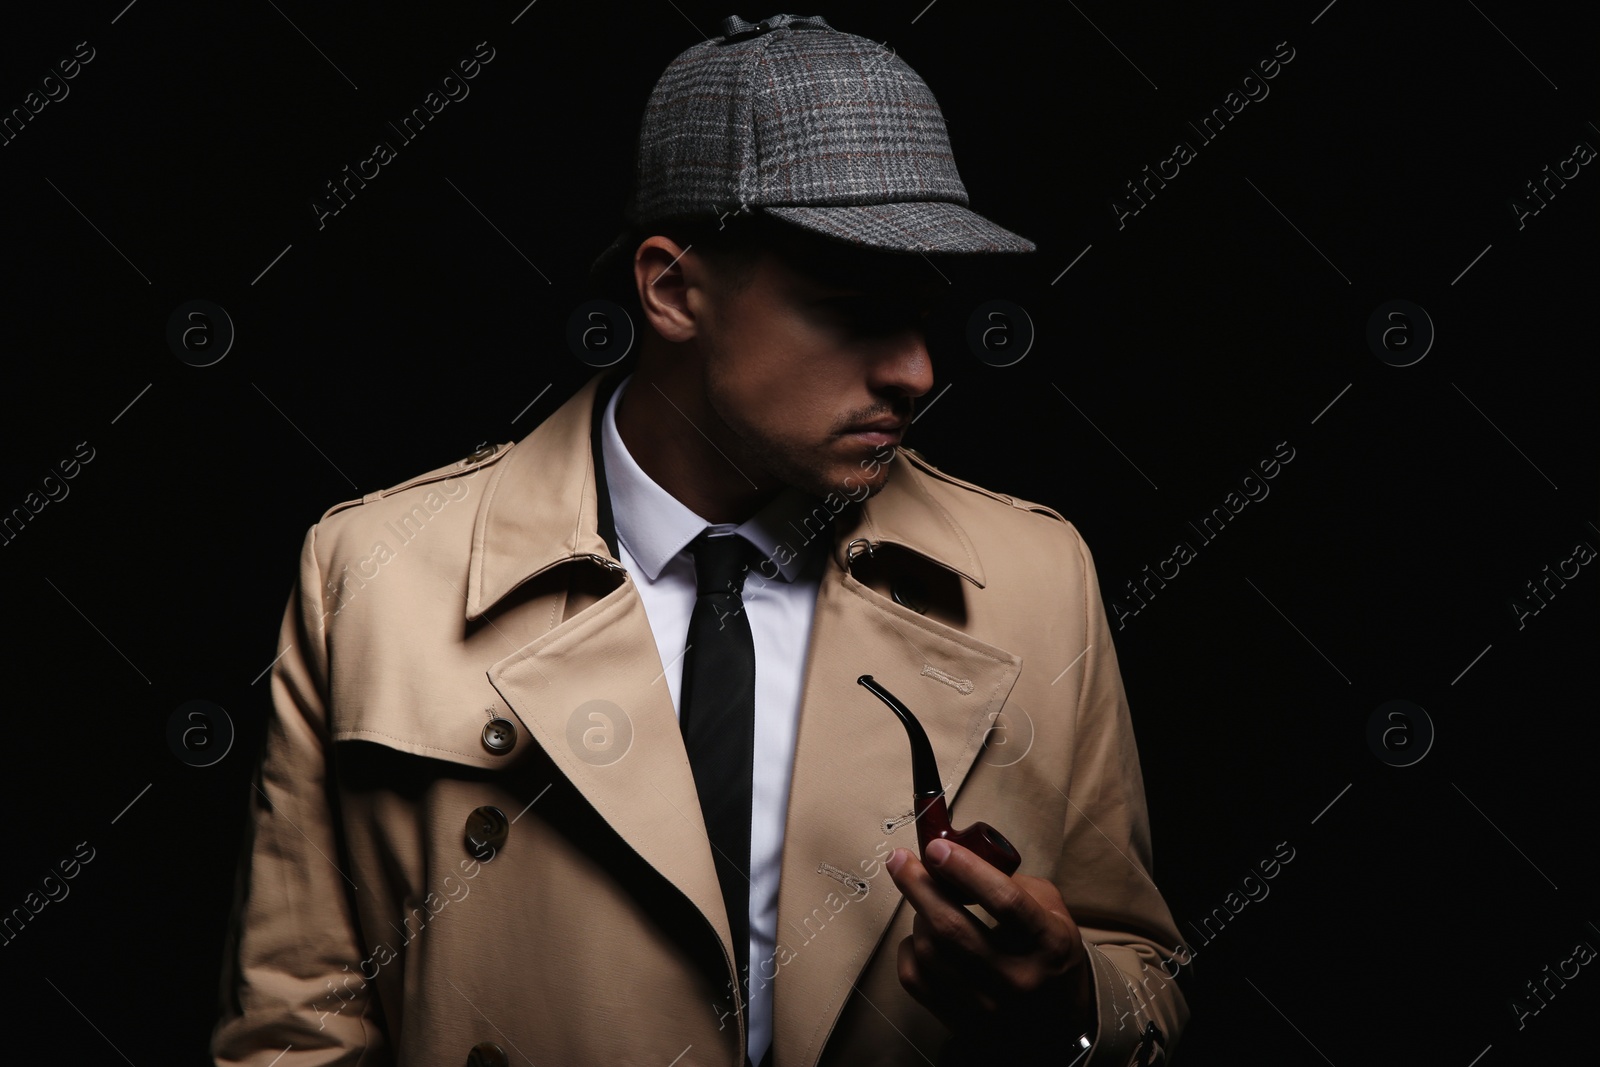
[765, 440, 894, 503]
[828, 459, 889, 503]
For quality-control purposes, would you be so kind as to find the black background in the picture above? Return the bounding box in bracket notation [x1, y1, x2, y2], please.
[0, 1, 1593, 1063]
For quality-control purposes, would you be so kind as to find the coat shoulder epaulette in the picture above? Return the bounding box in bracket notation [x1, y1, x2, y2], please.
[317, 441, 513, 523]
[897, 445, 1072, 526]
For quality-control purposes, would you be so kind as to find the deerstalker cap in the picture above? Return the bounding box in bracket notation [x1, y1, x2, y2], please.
[591, 12, 1036, 276]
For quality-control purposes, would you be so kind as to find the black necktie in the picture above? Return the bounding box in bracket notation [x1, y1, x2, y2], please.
[679, 529, 759, 1022]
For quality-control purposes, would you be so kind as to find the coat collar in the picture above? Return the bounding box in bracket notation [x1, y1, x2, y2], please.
[465, 365, 988, 620]
[465, 366, 1018, 1067]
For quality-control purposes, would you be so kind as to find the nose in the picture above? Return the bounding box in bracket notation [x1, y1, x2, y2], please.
[872, 321, 934, 401]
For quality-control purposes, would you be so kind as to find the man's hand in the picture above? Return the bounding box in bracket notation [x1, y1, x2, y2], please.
[886, 838, 1097, 1057]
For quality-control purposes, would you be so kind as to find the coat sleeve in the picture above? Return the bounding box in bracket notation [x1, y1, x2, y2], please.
[1062, 522, 1190, 1066]
[211, 523, 393, 1065]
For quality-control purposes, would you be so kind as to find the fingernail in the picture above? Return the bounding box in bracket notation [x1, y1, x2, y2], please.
[926, 839, 951, 864]
[886, 848, 907, 875]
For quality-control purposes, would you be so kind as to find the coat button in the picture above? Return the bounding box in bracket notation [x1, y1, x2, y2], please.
[481, 717, 516, 754]
[466, 1042, 507, 1067]
[891, 575, 928, 614]
[464, 806, 508, 860]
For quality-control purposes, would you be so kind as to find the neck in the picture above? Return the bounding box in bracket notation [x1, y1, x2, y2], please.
[614, 361, 783, 525]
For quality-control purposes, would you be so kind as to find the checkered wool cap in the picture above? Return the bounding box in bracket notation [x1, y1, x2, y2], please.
[590, 12, 1036, 276]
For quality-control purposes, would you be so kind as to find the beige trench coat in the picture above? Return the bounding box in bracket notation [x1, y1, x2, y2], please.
[211, 366, 1189, 1066]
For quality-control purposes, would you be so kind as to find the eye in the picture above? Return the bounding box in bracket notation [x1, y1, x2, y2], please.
[822, 295, 872, 314]
[822, 295, 931, 333]
[819, 297, 879, 327]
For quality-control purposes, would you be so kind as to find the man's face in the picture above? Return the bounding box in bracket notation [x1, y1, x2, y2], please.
[683, 232, 943, 504]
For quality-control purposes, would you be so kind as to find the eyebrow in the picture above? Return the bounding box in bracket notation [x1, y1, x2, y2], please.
[779, 247, 942, 292]
[801, 273, 943, 299]
[810, 287, 940, 305]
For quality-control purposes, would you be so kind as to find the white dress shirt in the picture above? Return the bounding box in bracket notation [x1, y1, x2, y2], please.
[600, 372, 827, 1064]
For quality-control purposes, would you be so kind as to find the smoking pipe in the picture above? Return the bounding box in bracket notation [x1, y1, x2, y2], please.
[858, 674, 1021, 877]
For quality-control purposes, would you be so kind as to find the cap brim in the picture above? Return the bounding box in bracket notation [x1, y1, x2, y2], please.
[762, 201, 1036, 255]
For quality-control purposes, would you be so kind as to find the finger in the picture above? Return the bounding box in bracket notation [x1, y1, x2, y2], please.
[917, 837, 1017, 906]
[923, 841, 1061, 945]
[908, 886, 991, 957]
[887, 848, 991, 958]
[909, 907, 987, 969]
[896, 935, 995, 1029]
[909, 909, 1019, 1004]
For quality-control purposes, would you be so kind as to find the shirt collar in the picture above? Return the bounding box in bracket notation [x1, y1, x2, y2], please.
[600, 372, 826, 583]
[464, 368, 989, 622]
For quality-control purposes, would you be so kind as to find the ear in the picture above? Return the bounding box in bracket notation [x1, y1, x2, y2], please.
[633, 235, 700, 343]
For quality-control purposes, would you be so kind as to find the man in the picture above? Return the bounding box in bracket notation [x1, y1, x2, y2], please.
[212, 13, 1188, 1066]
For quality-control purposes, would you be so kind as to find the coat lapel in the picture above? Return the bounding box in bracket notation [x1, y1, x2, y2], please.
[468, 368, 734, 986]
[770, 454, 1022, 1067]
[465, 369, 1021, 1066]
[484, 566, 733, 959]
